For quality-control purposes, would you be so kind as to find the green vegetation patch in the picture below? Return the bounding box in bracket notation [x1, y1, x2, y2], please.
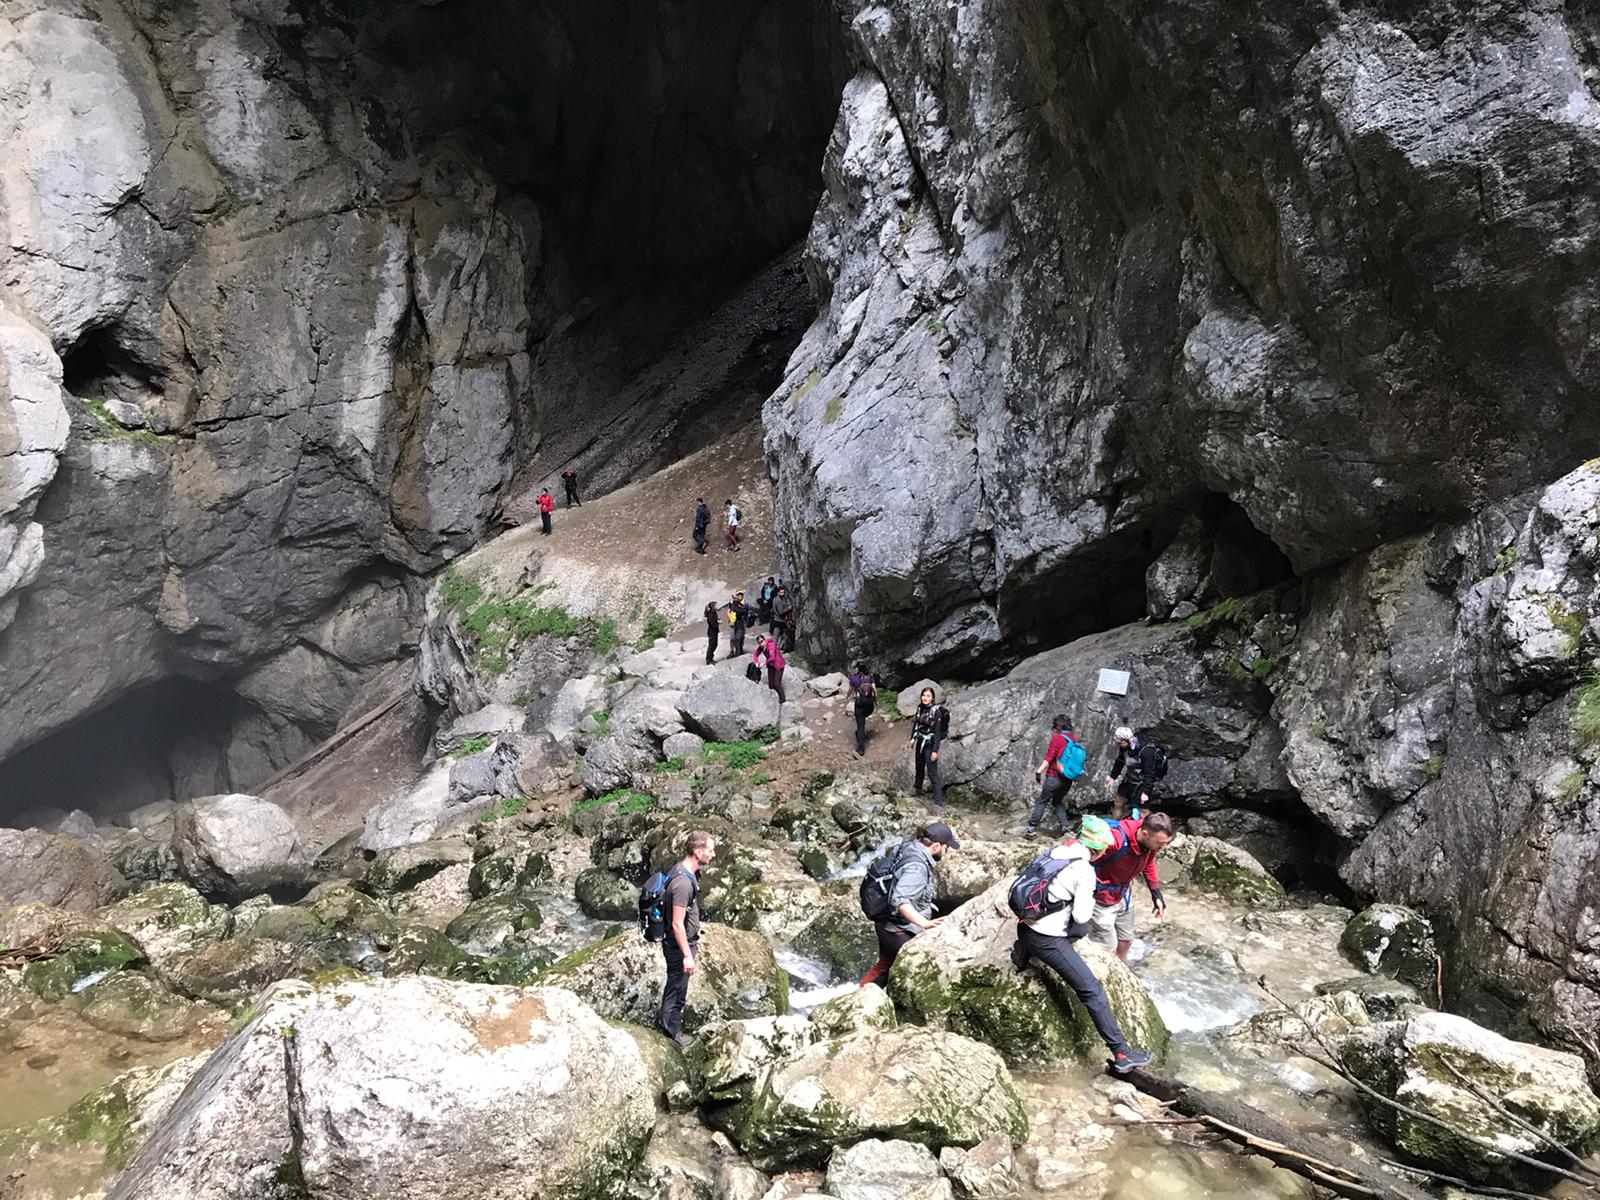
[481, 795, 530, 823]
[436, 568, 582, 676]
[702, 726, 779, 773]
[593, 618, 620, 656]
[571, 788, 655, 822]
[1573, 670, 1600, 747]
[451, 735, 493, 759]
[80, 396, 163, 447]
[634, 610, 670, 650]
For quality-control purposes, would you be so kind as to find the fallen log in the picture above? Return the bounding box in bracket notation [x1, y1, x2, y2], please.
[1120, 1068, 1434, 1200]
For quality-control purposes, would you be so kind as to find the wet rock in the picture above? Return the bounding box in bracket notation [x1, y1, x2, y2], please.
[1340, 1011, 1600, 1186]
[0, 827, 125, 912]
[808, 985, 897, 1040]
[735, 1027, 1027, 1171]
[70, 969, 221, 1042]
[790, 905, 877, 982]
[443, 894, 544, 957]
[21, 929, 146, 1001]
[1219, 990, 1370, 1053]
[678, 673, 781, 743]
[932, 840, 1033, 910]
[1165, 835, 1286, 908]
[164, 937, 302, 1005]
[172, 795, 303, 900]
[1315, 975, 1426, 1021]
[364, 839, 473, 895]
[538, 925, 788, 1033]
[1339, 904, 1439, 994]
[691, 1014, 818, 1107]
[382, 926, 467, 978]
[112, 978, 655, 1200]
[96, 883, 232, 974]
[824, 1138, 952, 1200]
[938, 1136, 1020, 1200]
[889, 878, 1167, 1067]
[575, 867, 638, 921]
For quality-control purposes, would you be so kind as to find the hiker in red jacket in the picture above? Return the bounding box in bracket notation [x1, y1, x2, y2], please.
[1026, 715, 1078, 837]
[1089, 811, 1173, 961]
[754, 635, 787, 704]
[537, 488, 555, 535]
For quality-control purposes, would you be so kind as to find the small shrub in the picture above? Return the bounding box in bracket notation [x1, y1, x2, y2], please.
[482, 795, 529, 823]
[1492, 545, 1517, 577]
[1422, 753, 1446, 782]
[1558, 769, 1587, 802]
[634, 610, 670, 650]
[653, 755, 687, 774]
[750, 772, 773, 786]
[1542, 601, 1585, 660]
[702, 739, 768, 772]
[451, 735, 493, 759]
[1249, 654, 1279, 680]
[1187, 596, 1244, 630]
[592, 618, 620, 656]
[753, 725, 780, 745]
[1573, 671, 1600, 746]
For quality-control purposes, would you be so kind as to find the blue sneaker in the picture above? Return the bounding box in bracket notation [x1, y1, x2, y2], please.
[1111, 1047, 1153, 1074]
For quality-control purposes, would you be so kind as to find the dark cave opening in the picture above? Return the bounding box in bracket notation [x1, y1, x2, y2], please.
[59, 323, 160, 406]
[0, 678, 266, 828]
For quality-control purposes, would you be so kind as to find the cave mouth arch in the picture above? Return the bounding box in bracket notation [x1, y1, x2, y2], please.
[0, 677, 274, 829]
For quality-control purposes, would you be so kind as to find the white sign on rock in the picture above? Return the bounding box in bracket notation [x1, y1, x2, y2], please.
[1096, 668, 1130, 695]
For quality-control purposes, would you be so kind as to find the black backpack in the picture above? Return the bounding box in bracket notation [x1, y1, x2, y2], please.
[1144, 742, 1169, 781]
[1008, 848, 1074, 920]
[745, 662, 762, 682]
[859, 843, 906, 922]
[639, 866, 691, 942]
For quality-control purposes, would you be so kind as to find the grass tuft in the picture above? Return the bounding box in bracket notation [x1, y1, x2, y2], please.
[1573, 670, 1600, 747]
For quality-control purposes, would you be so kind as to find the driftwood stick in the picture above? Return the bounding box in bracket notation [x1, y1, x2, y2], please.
[1377, 1157, 1557, 1200]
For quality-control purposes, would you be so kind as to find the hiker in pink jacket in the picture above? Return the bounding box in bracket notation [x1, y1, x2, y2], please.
[754, 636, 786, 704]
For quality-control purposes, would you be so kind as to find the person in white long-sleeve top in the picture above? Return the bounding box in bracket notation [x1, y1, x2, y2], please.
[1009, 815, 1154, 1073]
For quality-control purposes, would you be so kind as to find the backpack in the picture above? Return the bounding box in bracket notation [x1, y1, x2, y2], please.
[733, 505, 743, 523]
[859, 843, 906, 922]
[1056, 733, 1087, 780]
[639, 866, 687, 942]
[745, 662, 762, 682]
[1143, 742, 1168, 781]
[1008, 848, 1074, 920]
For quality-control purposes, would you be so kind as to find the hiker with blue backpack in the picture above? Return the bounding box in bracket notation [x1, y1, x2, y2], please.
[1006, 815, 1155, 1073]
[1027, 715, 1085, 837]
[857, 821, 960, 987]
[638, 829, 718, 1047]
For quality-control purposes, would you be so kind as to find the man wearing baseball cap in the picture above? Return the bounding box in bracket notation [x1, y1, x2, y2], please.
[859, 821, 960, 987]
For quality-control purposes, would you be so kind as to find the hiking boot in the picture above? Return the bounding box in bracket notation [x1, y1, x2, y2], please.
[673, 1033, 694, 1050]
[1110, 1048, 1153, 1074]
[1021, 824, 1038, 839]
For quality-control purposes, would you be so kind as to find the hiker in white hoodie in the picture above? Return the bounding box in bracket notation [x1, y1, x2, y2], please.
[1009, 815, 1154, 1073]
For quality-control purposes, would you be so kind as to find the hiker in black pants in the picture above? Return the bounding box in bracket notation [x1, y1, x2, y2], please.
[846, 666, 877, 756]
[911, 687, 950, 811]
[1105, 726, 1165, 820]
[859, 821, 959, 987]
[757, 577, 776, 626]
[657, 830, 717, 1047]
[1027, 715, 1079, 837]
[725, 590, 753, 657]
[703, 601, 720, 665]
[561, 466, 581, 507]
[773, 586, 796, 652]
[692, 498, 710, 555]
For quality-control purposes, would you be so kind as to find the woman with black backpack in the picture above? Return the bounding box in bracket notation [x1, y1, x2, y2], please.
[846, 665, 877, 755]
[911, 687, 950, 811]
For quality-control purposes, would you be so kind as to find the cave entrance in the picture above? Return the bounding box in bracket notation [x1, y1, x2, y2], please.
[0, 677, 268, 828]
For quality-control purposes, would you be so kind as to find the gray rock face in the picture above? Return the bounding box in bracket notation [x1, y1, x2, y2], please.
[0, 827, 125, 911]
[769, 2, 1600, 673]
[825, 1139, 952, 1200]
[173, 795, 301, 900]
[110, 977, 657, 1200]
[677, 673, 781, 744]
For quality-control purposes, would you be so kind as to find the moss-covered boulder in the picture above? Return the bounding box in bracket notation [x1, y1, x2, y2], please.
[1165, 835, 1285, 908]
[615, 1023, 692, 1109]
[21, 929, 146, 1001]
[1219, 990, 1370, 1054]
[690, 1014, 819, 1111]
[1339, 903, 1439, 994]
[467, 829, 552, 900]
[888, 878, 1167, 1068]
[808, 985, 896, 1041]
[69, 969, 223, 1042]
[1314, 975, 1425, 1022]
[538, 924, 787, 1034]
[1340, 1011, 1600, 1186]
[735, 1027, 1028, 1171]
[444, 894, 543, 956]
[469, 930, 557, 984]
[575, 867, 638, 921]
[382, 925, 468, 977]
[364, 839, 473, 895]
[96, 883, 233, 973]
[789, 895, 877, 981]
[164, 936, 302, 1004]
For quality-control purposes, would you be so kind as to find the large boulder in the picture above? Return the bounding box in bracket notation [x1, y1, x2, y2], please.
[690, 1014, 819, 1107]
[173, 795, 302, 900]
[1340, 1012, 1600, 1186]
[888, 878, 1167, 1067]
[734, 1027, 1027, 1171]
[1339, 904, 1439, 995]
[96, 883, 233, 973]
[932, 840, 1033, 909]
[0, 827, 124, 911]
[109, 977, 656, 1200]
[676, 673, 780, 743]
[825, 1139, 952, 1200]
[1164, 835, 1286, 908]
[538, 925, 788, 1033]
[580, 731, 659, 795]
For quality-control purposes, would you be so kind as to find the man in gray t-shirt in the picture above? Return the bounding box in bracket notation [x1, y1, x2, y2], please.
[860, 821, 960, 988]
[657, 829, 717, 1045]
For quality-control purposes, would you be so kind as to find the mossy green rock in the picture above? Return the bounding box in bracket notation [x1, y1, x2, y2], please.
[471, 932, 555, 984]
[1339, 903, 1439, 993]
[165, 936, 302, 1004]
[1315, 975, 1425, 1022]
[70, 970, 219, 1041]
[736, 1027, 1027, 1171]
[364, 840, 473, 895]
[809, 984, 896, 1040]
[1168, 835, 1286, 908]
[1340, 1011, 1600, 1186]
[97, 883, 232, 972]
[383, 926, 468, 977]
[888, 879, 1167, 1068]
[790, 902, 877, 981]
[574, 867, 638, 921]
[21, 930, 146, 1001]
[444, 894, 543, 956]
[539, 924, 787, 1034]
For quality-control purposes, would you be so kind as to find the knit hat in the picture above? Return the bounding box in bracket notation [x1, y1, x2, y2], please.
[1077, 815, 1114, 852]
[1113, 726, 1134, 742]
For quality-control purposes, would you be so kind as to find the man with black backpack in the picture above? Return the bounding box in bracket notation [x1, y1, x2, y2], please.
[910, 687, 950, 811]
[1027, 715, 1084, 837]
[857, 821, 960, 988]
[725, 590, 753, 658]
[725, 499, 742, 551]
[693, 498, 711, 555]
[639, 829, 717, 1047]
[846, 665, 877, 756]
[1007, 816, 1154, 1073]
[1105, 726, 1167, 819]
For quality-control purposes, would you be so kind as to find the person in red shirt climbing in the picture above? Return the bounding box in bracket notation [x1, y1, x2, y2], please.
[1089, 810, 1173, 961]
[1026, 715, 1083, 838]
[536, 487, 555, 535]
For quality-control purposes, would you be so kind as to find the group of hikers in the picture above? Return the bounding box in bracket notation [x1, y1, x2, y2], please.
[639, 717, 1175, 1076]
[692, 498, 744, 554]
[704, 578, 798, 661]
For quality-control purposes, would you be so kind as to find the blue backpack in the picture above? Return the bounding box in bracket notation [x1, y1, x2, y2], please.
[1008, 848, 1074, 920]
[1057, 733, 1087, 779]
